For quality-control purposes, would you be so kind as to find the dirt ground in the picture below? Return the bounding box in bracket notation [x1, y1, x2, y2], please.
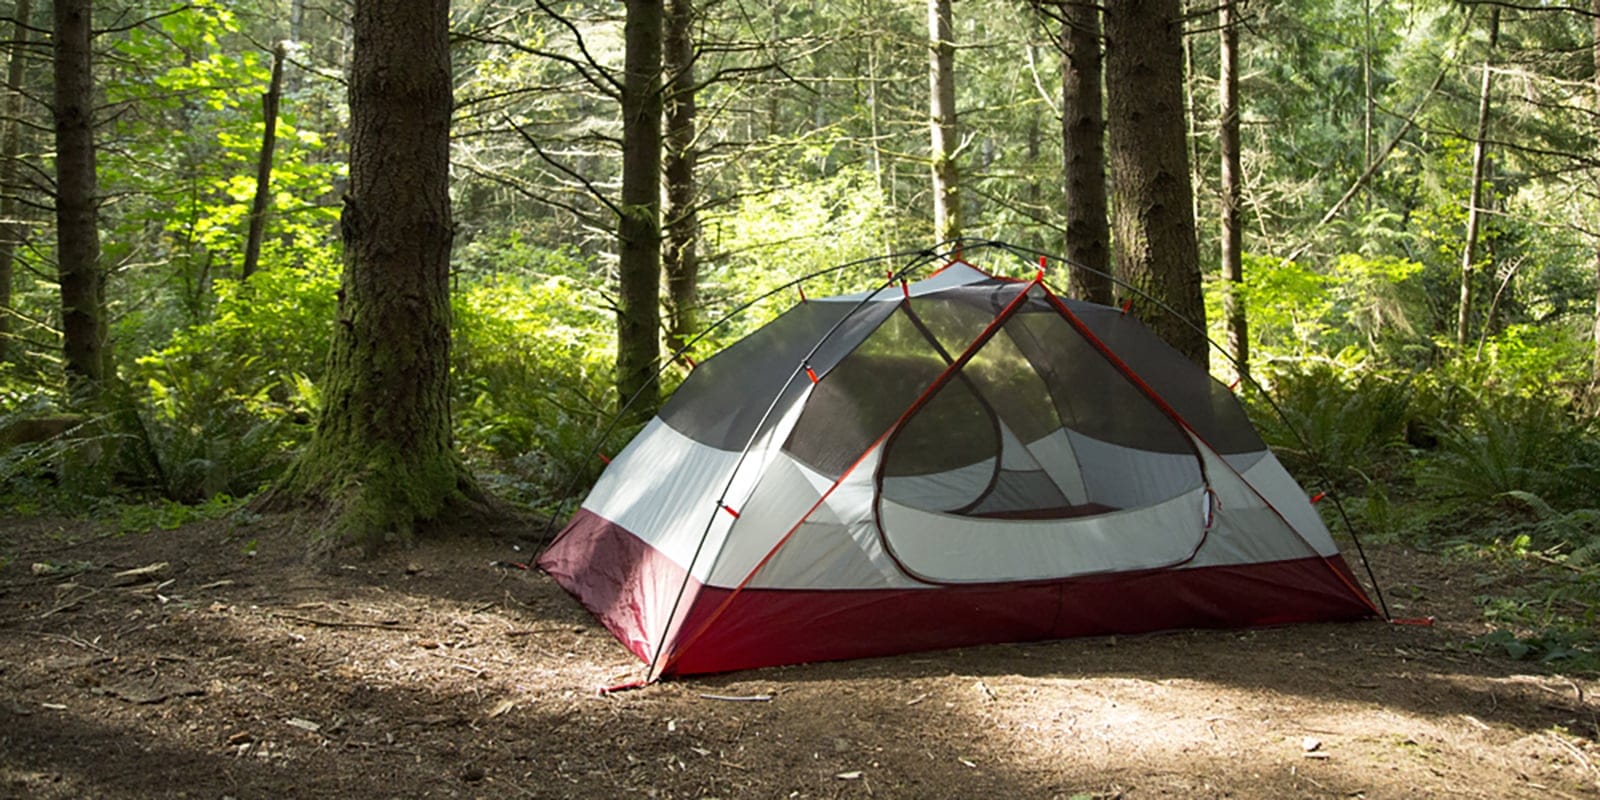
[0, 513, 1596, 800]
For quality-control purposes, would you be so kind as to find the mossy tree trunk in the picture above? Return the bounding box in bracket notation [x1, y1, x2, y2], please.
[270, 0, 481, 548]
[53, 0, 109, 399]
[1104, 0, 1206, 366]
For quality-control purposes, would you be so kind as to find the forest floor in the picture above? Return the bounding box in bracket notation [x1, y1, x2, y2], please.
[0, 513, 1596, 800]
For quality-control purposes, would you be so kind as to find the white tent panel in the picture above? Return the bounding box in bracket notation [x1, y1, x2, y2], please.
[880, 458, 994, 511]
[1021, 428, 1090, 505]
[1069, 431, 1204, 508]
[1180, 439, 1335, 567]
[706, 454, 825, 585]
[583, 415, 792, 579]
[879, 489, 1207, 583]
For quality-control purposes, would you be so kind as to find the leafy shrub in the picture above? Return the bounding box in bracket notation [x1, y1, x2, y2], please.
[1416, 391, 1600, 511]
[450, 255, 620, 507]
[129, 265, 335, 501]
[1249, 363, 1415, 489]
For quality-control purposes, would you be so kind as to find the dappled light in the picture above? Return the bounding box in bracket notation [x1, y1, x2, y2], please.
[3, 517, 1597, 798]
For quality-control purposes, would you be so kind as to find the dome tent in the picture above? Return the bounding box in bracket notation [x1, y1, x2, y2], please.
[538, 252, 1378, 680]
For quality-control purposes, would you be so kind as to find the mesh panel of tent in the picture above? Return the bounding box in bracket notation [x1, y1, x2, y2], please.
[878, 286, 1204, 519]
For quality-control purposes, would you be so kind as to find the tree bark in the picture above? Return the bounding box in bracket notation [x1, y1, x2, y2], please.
[1591, 0, 1600, 390]
[53, 0, 109, 397]
[1058, 0, 1112, 305]
[1104, 0, 1206, 365]
[617, 0, 662, 421]
[1219, 0, 1248, 382]
[928, 0, 960, 242]
[0, 0, 32, 364]
[270, 0, 479, 547]
[1456, 7, 1498, 349]
[662, 0, 698, 356]
[242, 42, 287, 281]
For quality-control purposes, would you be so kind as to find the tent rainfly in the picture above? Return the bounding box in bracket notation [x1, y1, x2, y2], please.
[538, 259, 1378, 680]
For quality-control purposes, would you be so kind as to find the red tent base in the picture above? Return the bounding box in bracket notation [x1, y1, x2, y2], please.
[539, 510, 1377, 678]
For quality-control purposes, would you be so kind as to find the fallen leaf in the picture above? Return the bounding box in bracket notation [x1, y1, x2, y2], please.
[486, 698, 516, 719]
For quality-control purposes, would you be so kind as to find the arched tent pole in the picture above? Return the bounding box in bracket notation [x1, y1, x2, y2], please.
[638, 247, 962, 680]
[978, 239, 1393, 621]
[534, 245, 949, 553]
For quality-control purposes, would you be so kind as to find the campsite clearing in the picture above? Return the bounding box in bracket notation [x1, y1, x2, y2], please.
[0, 513, 1595, 799]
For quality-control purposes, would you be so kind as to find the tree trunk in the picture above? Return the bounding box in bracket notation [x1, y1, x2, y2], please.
[1058, 0, 1112, 305]
[242, 42, 287, 281]
[662, 0, 698, 356]
[1104, 0, 1206, 365]
[0, 0, 32, 364]
[1456, 7, 1498, 349]
[928, 0, 960, 242]
[1362, 0, 1374, 214]
[617, 0, 662, 420]
[270, 0, 480, 547]
[1219, 0, 1247, 382]
[53, 0, 109, 398]
[1590, 0, 1600, 391]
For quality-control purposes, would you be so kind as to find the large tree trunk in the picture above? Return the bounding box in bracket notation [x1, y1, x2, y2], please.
[1104, 0, 1206, 365]
[662, 0, 698, 356]
[1456, 7, 1498, 349]
[617, 0, 663, 421]
[1058, 0, 1111, 305]
[1219, 0, 1247, 382]
[0, 0, 32, 365]
[270, 0, 479, 547]
[928, 0, 960, 242]
[241, 42, 287, 281]
[53, 0, 109, 398]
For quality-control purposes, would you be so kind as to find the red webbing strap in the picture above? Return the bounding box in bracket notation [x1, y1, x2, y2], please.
[1389, 616, 1435, 626]
[653, 279, 1045, 678]
[599, 679, 648, 695]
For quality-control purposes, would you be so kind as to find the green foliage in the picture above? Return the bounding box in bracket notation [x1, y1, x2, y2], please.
[117, 494, 242, 536]
[1249, 363, 1415, 489]
[1417, 392, 1600, 510]
[451, 256, 618, 506]
[1461, 537, 1600, 673]
[129, 265, 337, 501]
